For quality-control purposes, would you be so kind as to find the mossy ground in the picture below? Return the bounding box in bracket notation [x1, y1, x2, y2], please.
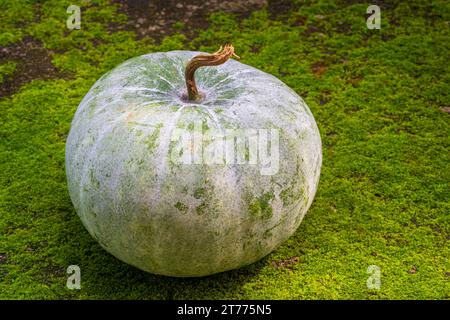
[0, 0, 449, 299]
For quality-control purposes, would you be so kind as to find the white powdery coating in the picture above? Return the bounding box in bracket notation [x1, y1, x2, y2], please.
[65, 51, 322, 277]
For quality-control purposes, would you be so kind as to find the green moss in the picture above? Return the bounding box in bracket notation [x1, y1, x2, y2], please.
[0, 0, 449, 300]
[0, 61, 17, 85]
[172, 21, 185, 31]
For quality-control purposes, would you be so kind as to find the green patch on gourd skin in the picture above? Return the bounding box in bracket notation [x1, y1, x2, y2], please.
[279, 158, 305, 207]
[192, 176, 214, 216]
[202, 120, 209, 131]
[127, 121, 153, 128]
[187, 122, 195, 131]
[195, 202, 207, 216]
[87, 100, 97, 119]
[263, 220, 284, 239]
[217, 87, 247, 101]
[174, 202, 188, 214]
[176, 120, 186, 129]
[280, 185, 304, 207]
[88, 169, 100, 189]
[144, 123, 163, 151]
[263, 230, 272, 238]
[248, 192, 275, 220]
[145, 102, 166, 108]
[177, 148, 184, 159]
[193, 187, 207, 199]
[127, 157, 145, 167]
[244, 146, 250, 162]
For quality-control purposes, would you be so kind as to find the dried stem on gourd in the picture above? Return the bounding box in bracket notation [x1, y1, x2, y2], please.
[185, 44, 240, 101]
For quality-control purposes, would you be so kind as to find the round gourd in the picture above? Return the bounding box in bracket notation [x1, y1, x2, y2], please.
[66, 45, 322, 277]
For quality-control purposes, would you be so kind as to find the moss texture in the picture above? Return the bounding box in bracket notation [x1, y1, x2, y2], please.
[0, 0, 449, 298]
